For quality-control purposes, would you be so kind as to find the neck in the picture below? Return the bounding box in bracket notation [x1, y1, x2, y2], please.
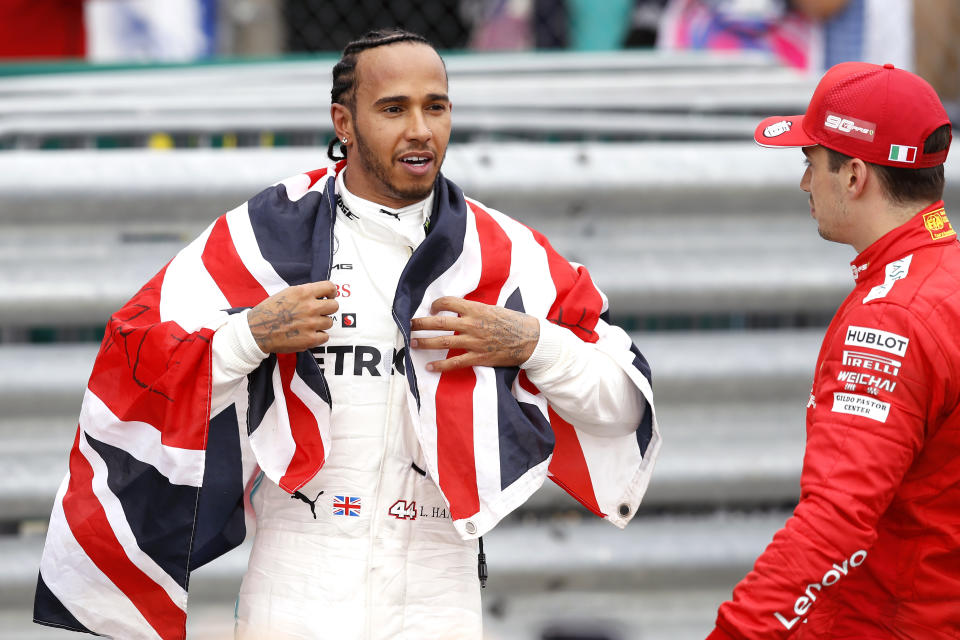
[850, 197, 936, 253]
[339, 169, 430, 215]
[342, 166, 426, 210]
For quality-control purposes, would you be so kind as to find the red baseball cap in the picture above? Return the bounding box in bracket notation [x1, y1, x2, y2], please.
[754, 62, 951, 168]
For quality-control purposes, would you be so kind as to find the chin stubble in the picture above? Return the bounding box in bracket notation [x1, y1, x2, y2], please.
[355, 131, 443, 202]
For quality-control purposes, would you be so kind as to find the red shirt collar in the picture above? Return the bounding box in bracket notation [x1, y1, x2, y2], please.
[849, 201, 954, 281]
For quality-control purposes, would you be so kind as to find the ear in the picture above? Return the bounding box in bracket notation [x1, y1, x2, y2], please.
[331, 103, 353, 143]
[845, 157, 869, 199]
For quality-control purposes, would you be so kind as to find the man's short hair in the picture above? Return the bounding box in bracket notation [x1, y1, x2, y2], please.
[330, 28, 439, 111]
[825, 124, 952, 204]
[327, 28, 441, 161]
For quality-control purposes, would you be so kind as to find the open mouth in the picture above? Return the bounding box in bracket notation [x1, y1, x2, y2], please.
[401, 155, 431, 167]
[398, 152, 435, 176]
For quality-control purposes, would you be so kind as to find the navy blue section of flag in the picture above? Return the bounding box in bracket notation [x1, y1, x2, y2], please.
[295, 350, 330, 405]
[393, 176, 468, 407]
[501, 400, 555, 490]
[495, 287, 555, 489]
[247, 184, 325, 287]
[246, 353, 277, 437]
[33, 573, 93, 635]
[628, 342, 654, 455]
[189, 405, 247, 571]
[84, 432, 195, 590]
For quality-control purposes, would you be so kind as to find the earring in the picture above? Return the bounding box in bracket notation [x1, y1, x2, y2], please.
[341, 137, 348, 144]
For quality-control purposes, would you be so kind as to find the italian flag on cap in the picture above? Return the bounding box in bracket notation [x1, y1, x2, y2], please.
[889, 144, 917, 163]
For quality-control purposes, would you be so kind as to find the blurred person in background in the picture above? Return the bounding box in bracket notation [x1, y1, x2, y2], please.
[708, 62, 958, 639]
[657, 0, 913, 72]
[468, 0, 668, 51]
[657, 0, 824, 69]
[913, 0, 960, 122]
[799, 0, 913, 70]
[33, 27, 660, 640]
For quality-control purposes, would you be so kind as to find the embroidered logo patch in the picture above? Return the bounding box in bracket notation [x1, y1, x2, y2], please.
[888, 144, 917, 163]
[333, 495, 361, 517]
[922, 208, 955, 240]
[763, 120, 793, 138]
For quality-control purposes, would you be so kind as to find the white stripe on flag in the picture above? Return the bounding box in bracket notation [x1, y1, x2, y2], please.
[247, 362, 297, 483]
[39, 477, 163, 640]
[512, 376, 549, 418]
[589, 320, 661, 527]
[576, 426, 645, 518]
[471, 365, 501, 508]
[159, 220, 231, 331]
[408, 205, 483, 484]
[274, 173, 314, 202]
[78, 432, 189, 610]
[478, 202, 558, 316]
[226, 204, 290, 295]
[81, 389, 205, 487]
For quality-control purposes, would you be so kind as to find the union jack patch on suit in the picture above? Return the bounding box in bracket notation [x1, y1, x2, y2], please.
[333, 495, 361, 517]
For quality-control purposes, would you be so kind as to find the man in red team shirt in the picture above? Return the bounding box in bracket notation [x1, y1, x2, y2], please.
[707, 62, 959, 639]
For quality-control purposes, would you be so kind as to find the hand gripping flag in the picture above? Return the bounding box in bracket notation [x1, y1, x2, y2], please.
[34, 163, 660, 638]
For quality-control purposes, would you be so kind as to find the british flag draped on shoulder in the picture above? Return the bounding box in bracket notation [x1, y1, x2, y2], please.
[34, 163, 660, 639]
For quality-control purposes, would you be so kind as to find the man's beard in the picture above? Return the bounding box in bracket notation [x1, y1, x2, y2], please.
[354, 129, 440, 203]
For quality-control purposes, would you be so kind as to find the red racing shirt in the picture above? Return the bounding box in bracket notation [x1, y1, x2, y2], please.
[709, 201, 960, 639]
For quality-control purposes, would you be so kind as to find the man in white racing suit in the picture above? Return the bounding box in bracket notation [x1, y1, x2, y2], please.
[208, 28, 653, 640]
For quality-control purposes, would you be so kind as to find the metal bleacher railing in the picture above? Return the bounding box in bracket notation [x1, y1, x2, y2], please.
[0, 50, 805, 146]
[2, 51, 956, 640]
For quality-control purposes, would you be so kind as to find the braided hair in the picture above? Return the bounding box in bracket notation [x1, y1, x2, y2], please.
[327, 28, 441, 161]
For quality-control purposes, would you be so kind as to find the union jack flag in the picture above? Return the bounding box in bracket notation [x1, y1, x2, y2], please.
[33, 162, 659, 639]
[332, 496, 361, 517]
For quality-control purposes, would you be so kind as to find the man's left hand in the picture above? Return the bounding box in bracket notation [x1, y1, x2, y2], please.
[410, 297, 540, 372]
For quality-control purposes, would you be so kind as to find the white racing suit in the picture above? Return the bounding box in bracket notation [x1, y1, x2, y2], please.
[210, 170, 646, 640]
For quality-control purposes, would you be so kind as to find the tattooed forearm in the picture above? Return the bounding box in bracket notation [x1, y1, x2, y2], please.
[243, 281, 337, 354]
[248, 303, 299, 353]
[486, 314, 539, 362]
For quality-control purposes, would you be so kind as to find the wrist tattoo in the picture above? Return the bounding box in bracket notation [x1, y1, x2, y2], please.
[489, 313, 538, 362]
[249, 302, 298, 351]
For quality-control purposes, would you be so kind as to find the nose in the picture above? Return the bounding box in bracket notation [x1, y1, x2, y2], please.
[800, 166, 812, 193]
[406, 110, 432, 143]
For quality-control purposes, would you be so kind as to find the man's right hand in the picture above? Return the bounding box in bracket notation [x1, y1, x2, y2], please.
[247, 281, 339, 353]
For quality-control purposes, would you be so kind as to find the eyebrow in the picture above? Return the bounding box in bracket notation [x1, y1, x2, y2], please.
[372, 93, 450, 108]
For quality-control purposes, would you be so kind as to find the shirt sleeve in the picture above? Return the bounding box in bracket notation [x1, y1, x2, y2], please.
[710, 302, 944, 638]
[210, 310, 268, 414]
[521, 317, 646, 437]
